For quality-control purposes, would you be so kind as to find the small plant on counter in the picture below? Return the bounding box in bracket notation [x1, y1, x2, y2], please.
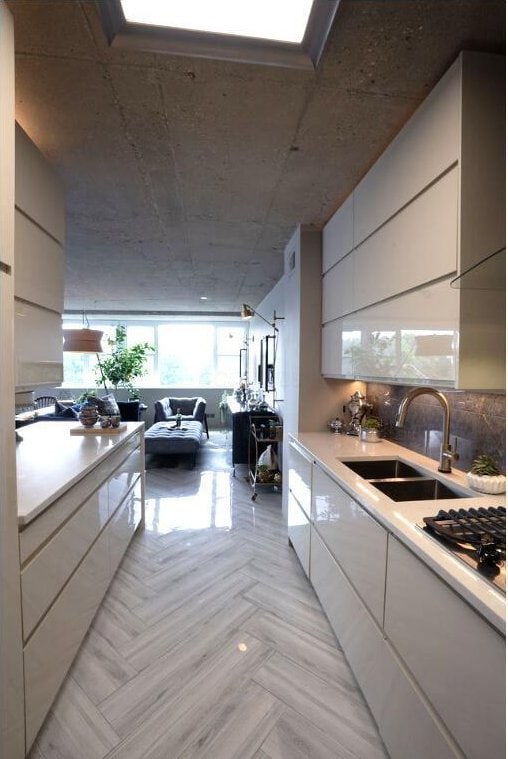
[470, 455, 501, 476]
[467, 454, 505, 494]
[361, 416, 383, 430]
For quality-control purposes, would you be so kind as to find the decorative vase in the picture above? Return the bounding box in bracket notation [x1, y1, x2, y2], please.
[78, 399, 98, 428]
[466, 472, 506, 494]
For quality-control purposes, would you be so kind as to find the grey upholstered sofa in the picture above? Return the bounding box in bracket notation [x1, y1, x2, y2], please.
[154, 396, 207, 426]
[145, 396, 208, 467]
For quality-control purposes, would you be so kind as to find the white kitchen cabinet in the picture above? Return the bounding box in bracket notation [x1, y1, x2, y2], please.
[19, 425, 144, 751]
[321, 253, 353, 322]
[287, 492, 310, 577]
[353, 58, 460, 246]
[385, 535, 505, 759]
[312, 464, 387, 626]
[327, 278, 459, 384]
[352, 167, 458, 312]
[322, 51, 505, 390]
[287, 441, 313, 576]
[322, 194, 353, 274]
[14, 123, 64, 391]
[310, 528, 461, 759]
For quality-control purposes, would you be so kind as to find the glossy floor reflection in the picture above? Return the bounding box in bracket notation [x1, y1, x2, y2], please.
[30, 429, 388, 759]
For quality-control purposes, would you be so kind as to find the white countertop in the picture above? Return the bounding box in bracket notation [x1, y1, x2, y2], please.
[16, 421, 144, 527]
[292, 431, 506, 634]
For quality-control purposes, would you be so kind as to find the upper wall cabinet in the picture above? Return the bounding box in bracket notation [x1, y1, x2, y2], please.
[322, 52, 505, 390]
[15, 124, 64, 391]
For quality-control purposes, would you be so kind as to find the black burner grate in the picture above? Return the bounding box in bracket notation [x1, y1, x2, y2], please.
[423, 506, 505, 550]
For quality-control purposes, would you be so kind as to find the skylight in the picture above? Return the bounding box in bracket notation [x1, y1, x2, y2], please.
[120, 0, 314, 44]
[97, 0, 340, 70]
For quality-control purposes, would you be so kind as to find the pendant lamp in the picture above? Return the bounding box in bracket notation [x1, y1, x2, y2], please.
[63, 313, 103, 353]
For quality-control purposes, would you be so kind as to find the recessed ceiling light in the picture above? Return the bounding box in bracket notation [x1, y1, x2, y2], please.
[97, 0, 340, 70]
[120, 0, 314, 44]
[200, 296, 208, 301]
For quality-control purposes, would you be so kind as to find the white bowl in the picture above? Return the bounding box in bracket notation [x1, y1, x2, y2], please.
[466, 472, 506, 494]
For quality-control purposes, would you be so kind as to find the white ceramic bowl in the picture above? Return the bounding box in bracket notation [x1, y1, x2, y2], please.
[466, 472, 506, 494]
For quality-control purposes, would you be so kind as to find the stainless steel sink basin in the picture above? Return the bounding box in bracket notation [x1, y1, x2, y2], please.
[370, 478, 472, 501]
[342, 459, 424, 480]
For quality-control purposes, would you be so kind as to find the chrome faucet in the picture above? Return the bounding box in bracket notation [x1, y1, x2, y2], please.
[395, 387, 457, 473]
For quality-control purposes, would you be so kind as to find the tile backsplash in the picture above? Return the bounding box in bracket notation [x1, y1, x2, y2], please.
[366, 383, 506, 474]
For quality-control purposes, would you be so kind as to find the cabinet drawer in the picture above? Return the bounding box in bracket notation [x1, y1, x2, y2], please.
[24, 526, 111, 749]
[310, 529, 460, 759]
[109, 479, 142, 575]
[108, 442, 142, 516]
[385, 536, 505, 759]
[287, 492, 310, 577]
[313, 466, 387, 626]
[287, 441, 312, 517]
[21, 483, 109, 641]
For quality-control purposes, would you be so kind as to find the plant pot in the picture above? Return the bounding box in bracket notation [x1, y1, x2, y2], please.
[466, 472, 506, 494]
[360, 428, 382, 443]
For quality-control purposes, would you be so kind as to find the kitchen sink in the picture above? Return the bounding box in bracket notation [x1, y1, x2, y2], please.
[342, 458, 423, 480]
[370, 478, 472, 502]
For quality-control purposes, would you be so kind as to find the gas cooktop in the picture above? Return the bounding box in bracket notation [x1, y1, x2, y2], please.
[421, 506, 506, 593]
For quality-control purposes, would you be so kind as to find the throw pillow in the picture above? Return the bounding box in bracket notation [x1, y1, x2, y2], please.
[95, 393, 120, 416]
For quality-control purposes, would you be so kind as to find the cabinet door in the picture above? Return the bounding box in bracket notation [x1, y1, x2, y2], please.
[313, 465, 387, 626]
[322, 194, 354, 274]
[287, 492, 310, 577]
[21, 482, 109, 640]
[14, 300, 63, 388]
[353, 58, 460, 245]
[287, 440, 312, 518]
[310, 529, 460, 759]
[109, 479, 142, 575]
[385, 536, 505, 759]
[321, 320, 342, 377]
[352, 167, 458, 312]
[14, 210, 64, 312]
[330, 278, 459, 385]
[322, 255, 353, 322]
[24, 527, 111, 749]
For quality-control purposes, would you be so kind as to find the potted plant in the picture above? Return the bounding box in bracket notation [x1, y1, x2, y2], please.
[95, 325, 154, 404]
[360, 416, 383, 443]
[467, 455, 506, 494]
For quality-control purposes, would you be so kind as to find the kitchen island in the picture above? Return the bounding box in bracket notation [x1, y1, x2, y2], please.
[16, 421, 145, 751]
[288, 432, 505, 759]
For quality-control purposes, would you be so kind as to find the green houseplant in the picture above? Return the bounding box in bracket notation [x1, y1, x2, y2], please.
[467, 454, 505, 494]
[95, 325, 154, 400]
[360, 415, 383, 443]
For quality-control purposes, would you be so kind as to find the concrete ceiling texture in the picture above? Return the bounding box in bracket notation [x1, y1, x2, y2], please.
[7, 0, 505, 316]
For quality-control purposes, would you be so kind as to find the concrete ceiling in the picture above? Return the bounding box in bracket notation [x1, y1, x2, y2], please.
[7, 0, 505, 315]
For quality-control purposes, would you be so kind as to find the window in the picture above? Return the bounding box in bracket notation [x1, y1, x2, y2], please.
[62, 317, 247, 389]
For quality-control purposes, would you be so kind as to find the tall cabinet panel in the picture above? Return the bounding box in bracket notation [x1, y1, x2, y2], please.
[14, 123, 64, 392]
[0, 4, 25, 757]
[322, 52, 505, 390]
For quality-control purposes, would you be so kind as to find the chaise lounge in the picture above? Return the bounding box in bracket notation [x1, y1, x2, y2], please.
[144, 396, 207, 467]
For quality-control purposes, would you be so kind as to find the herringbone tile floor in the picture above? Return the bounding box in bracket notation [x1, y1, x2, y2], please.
[29, 430, 388, 759]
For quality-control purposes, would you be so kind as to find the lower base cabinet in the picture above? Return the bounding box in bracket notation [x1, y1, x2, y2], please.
[287, 491, 310, 577]
[310, 528, 463, 759]
[385, 536, 505, 759]
[21, 430, 144, 752]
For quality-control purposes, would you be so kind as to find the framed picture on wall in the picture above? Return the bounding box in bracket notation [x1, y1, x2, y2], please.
[257, 338, 264, 384]
[239, 347, 247, 379]
[264, 335, 275, 391]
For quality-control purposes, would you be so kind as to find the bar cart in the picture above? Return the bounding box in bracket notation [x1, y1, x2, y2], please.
[248, 414, 283, 501]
